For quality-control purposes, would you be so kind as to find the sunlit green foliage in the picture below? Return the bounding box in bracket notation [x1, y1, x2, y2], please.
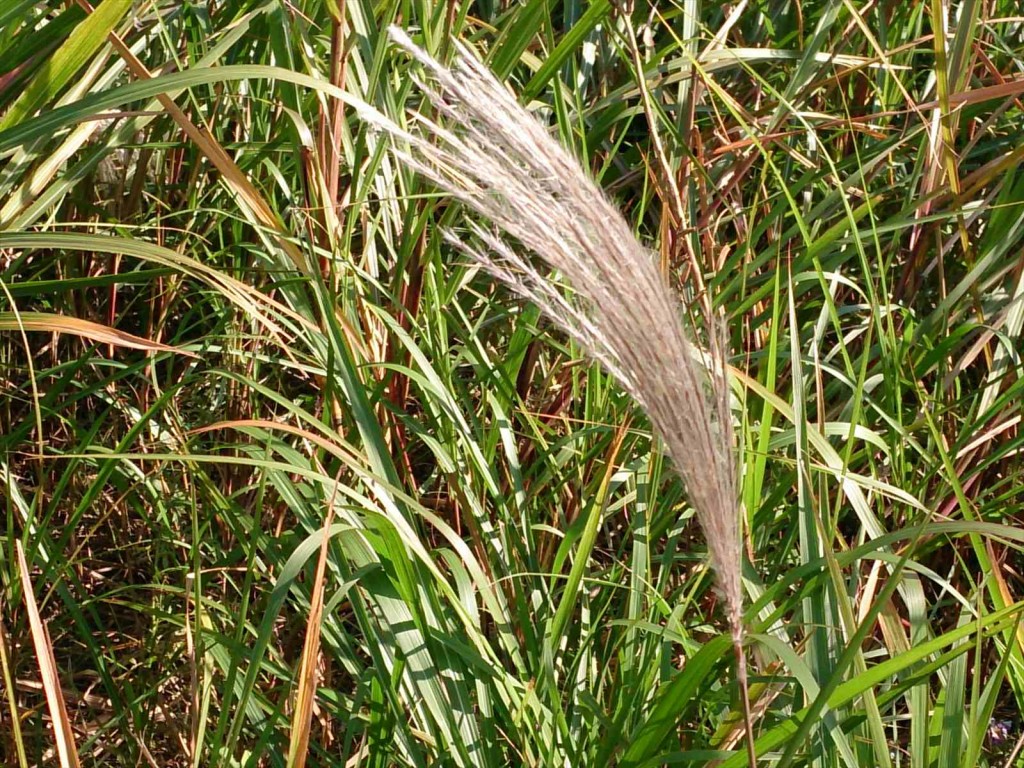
[1, 0, 1023, 766]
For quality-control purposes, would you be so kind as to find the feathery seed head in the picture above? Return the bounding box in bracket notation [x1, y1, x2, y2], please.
[387, 26, 743, 640]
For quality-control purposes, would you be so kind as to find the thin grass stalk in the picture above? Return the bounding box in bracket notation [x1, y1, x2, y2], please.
[384, 27, 754, 763]
[0, 582, 29, 768]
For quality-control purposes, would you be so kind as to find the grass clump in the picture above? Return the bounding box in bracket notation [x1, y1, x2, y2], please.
[1, 1, 1024, 767]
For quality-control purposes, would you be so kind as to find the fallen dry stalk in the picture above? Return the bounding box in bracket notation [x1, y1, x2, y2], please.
[386, 27, 754, 764]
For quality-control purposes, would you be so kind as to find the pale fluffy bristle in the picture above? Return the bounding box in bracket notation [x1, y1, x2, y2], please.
[386, 25, 743, 645]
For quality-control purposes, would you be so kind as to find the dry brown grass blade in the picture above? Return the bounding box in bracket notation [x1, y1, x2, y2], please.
[191, 419, 360, 467]
[0, 311, 199, 358]
[917, 76, 1024, 109]
[285, 472, 341, 768]
[15, 540, 82, 768]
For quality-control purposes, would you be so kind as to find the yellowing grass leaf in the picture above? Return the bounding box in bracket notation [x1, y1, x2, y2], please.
[0, 311, 198, 358]
[285, 485, 337, 768]
[0, 0, 134, 131]
[16, 540, 81, 768]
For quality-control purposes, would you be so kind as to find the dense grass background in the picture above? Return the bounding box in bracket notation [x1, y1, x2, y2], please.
[2, 0, 1024, 765]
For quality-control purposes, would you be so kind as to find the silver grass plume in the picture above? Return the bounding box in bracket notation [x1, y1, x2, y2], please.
[384, 27, 751, 752]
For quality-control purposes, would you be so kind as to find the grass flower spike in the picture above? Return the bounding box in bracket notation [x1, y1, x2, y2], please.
[386, 24, 747, 698]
